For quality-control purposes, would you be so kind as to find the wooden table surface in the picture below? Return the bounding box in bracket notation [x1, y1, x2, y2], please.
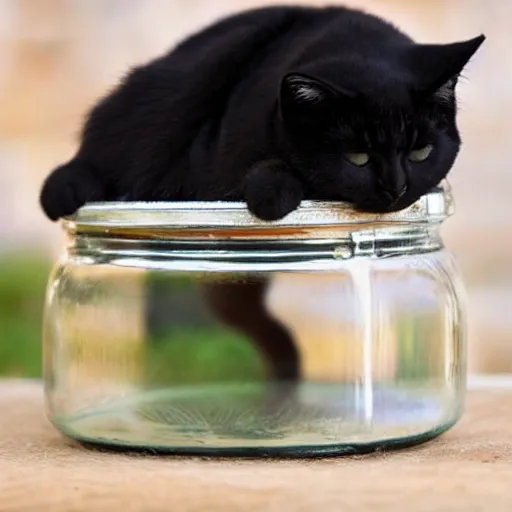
[1, 378, 511, 512]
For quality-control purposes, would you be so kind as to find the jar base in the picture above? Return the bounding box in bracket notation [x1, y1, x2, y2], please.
[50, 382, 462, 457]
[68, 422, 456, 458]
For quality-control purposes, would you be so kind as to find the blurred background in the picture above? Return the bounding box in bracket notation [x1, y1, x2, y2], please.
[0, 0, 510, 378]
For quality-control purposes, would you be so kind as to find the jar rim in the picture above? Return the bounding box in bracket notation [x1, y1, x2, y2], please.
[64, 182, 452, 232]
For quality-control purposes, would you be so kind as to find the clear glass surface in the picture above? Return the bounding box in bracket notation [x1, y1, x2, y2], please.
[43, 194, 466, 456]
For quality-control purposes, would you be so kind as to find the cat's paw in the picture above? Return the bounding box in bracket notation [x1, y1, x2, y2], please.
[40, 160, 106, 221]
[244, 160, 304, 221]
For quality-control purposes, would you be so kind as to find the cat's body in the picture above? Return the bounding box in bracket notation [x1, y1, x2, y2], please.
[40, 5, 484, 221]
[39, 6, 484, 382]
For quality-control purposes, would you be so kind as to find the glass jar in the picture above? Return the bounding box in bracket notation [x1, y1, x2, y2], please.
[43, 183, 466, 456]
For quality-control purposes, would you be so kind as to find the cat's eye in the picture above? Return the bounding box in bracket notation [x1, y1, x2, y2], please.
[345, 152, 370, 167]
[409, 144, 434, 163]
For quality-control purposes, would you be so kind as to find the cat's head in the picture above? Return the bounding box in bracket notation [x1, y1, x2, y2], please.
[278, 35, 485, 212]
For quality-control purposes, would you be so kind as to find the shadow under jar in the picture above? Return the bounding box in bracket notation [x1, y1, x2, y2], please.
[43, 183, 466, 456]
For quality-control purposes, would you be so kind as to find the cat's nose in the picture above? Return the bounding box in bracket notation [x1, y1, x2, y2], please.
[378, 179, 407, 202]
[376, 159, 408, 201]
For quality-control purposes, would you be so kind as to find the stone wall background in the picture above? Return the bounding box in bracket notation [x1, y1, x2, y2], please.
[0, 0, 510, 373]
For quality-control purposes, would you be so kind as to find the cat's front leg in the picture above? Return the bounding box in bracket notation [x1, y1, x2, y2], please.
[244, 159, 304, 221]
[40, 159, 107, 221]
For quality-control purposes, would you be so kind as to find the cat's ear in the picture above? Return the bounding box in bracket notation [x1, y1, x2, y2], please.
[279, 73, 353, 124]
[432, 76, 458, 104]
[410, 35, 485, 102]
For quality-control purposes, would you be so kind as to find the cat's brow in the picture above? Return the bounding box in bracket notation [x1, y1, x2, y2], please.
[333, 106, 436, 151]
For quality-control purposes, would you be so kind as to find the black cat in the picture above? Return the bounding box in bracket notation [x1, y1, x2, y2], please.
[40, 5, 484, 221]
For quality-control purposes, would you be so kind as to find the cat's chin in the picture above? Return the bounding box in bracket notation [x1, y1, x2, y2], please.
[353, 198, 415, 215]
[353, 200, 396, 214]
[353, 185, 439, 213]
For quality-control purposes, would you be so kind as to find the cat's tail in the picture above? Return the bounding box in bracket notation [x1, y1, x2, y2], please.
[40, 159, 106, 221]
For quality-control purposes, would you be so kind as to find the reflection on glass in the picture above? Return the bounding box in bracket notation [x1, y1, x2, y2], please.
[44, 248, 465, 454]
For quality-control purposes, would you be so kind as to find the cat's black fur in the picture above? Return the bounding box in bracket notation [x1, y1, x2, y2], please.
[40, 5, 485, 221]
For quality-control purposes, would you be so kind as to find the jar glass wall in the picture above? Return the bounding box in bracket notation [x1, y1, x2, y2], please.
[43, 185, 466, 456]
